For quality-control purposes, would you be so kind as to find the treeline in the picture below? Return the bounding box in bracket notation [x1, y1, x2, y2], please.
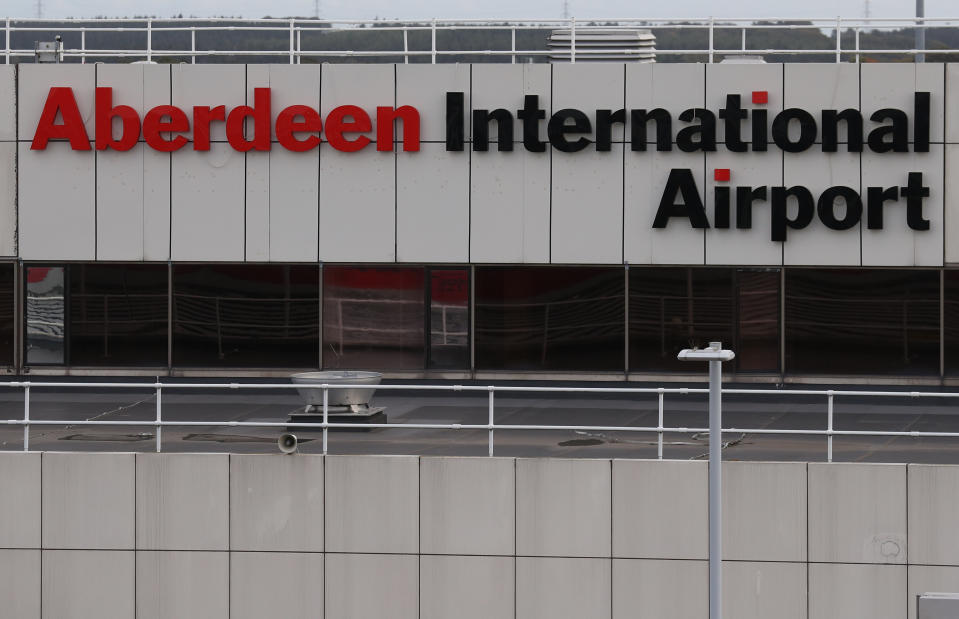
[7, 19, 959, 63]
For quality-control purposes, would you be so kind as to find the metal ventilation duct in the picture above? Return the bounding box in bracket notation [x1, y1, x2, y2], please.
[548, 28, 656, 62]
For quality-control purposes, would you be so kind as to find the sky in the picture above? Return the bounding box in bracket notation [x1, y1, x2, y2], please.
[4, 0, 957, 21]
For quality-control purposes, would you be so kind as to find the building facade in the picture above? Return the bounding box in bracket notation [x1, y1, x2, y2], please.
[2, 61, 959, 382]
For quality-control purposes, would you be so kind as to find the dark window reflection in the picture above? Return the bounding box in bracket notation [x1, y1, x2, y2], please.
[429, 269, 469, 369]
[173, 265, 318, 367]
[735, 270, 781, 372]
[70, 264, 168, 366]
[946, 271, 959, 374]
[475, 267, 624, 371]
[323, 267, 425, 370]
[785, 269, 939, 375]
[0, 263, 13, 366]
[26, 266, 65, 365]
[629, 268, 779, 373]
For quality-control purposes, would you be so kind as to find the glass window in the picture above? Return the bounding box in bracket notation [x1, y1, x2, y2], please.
[323, 266, 426, 370]
[785, 269, 939, 375]
[0, 263, 13, 366]
[69, 264, 168, 366]
[475, 266, 625, 371]
[173, 265, 319, 367]
[429, 269, 469, 369]
[629, 268, 780, 373]
[946, 270, 959, 374]
[25, 266, 65, 365]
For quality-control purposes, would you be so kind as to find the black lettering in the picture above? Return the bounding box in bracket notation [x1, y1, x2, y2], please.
[653, 169, 710, 229]
[817, 186, 863, 230]
[445, 91, 464, 151]
[866, 186, 899, 229]
[771, 186, 815, 242]
[714, 186, 731, 229]
[868, 109, 909, 153]
[902, 171, 930, 230]
[596, 108, 626, 151]
[547, 108, 592, 153]
[472, 108, 514, 152]
[772, 108, 817, 153]
[822, 109, 863, 153]
[630, 108, 672, 152]
[517, 95, 547, 153]
[914, 92, 930, 153]
[736, 186, 767, 229]
[719, 94, 748, 152]
[676, 109, 717, 152]
[751, 108, 768, 152]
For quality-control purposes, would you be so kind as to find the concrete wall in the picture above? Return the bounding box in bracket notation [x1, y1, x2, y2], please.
[2, 63, 956, 265]
[1, 452, 958, 618]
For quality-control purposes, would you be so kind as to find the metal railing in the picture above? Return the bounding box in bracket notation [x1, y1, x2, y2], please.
[2, 17, 959, 64]
[3, 380, 959, 460]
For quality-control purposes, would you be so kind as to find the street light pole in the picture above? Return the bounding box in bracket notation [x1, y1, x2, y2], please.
[678, 341, 735, 619]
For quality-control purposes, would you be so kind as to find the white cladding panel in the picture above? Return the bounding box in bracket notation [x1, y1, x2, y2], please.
[947, 64, 959, 144]
[626, 63, 706, 131]
[947, 144, 959, 264]
[321, 64, 394, 138]
[471, 64, 551, 145]
[19, 64, 96, 140]
[470, 149, 550, 263]
[861, 145, 943, 267]
[171, 65, 245, 143]
[396, 145, 469, 263]
[19, 142, 96, 261]
[0, 66, 16, 141]
[624, 150, 706, 265]
[704, 150, 784, 265]
[706, 63, 783, 145]
[170, 145, 245, 261]
[782, 150, 861, 266]
[861, 63, 944, 144]
[551, 146, 624, 264]
[0, 143, 15, 257]
[397, 64, 470, 143]
[267, 148, 319, 262]
[552, 63, 626, 142]
[8, 63, 955, 266]
[319, 146, 395, 262]
[245, 64, 321, 129]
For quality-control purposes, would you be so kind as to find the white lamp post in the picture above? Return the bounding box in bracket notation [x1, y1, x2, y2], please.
[678, 341, 735, 619]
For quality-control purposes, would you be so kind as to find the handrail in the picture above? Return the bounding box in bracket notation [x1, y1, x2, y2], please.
[2, 16, 959, 64]
[2, 380, 959, 460]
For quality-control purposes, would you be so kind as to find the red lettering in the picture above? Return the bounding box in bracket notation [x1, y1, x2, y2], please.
[143, 106, 190, 152]
[276, 105, 321, 152]
[326, 105, 372, 152]
[376, 106, 420, 152]
[31, 87, 91, 150]
[94, 87, 140, 151]
[193, 105, 226, 151]
[226, 88, 271, 152]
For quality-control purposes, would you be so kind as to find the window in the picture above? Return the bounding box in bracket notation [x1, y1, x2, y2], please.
[428, 269, 469, 369]
[0, 263, 14, 366]
[785, 269, 939, 375]
[629, 268, 780, 373]
[69, 264, 168, 366]
[475, 266, 625, 371]
[25, 266, 64, 365]
[323, 266, 426, 370]
[173, 265, 319, 367]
